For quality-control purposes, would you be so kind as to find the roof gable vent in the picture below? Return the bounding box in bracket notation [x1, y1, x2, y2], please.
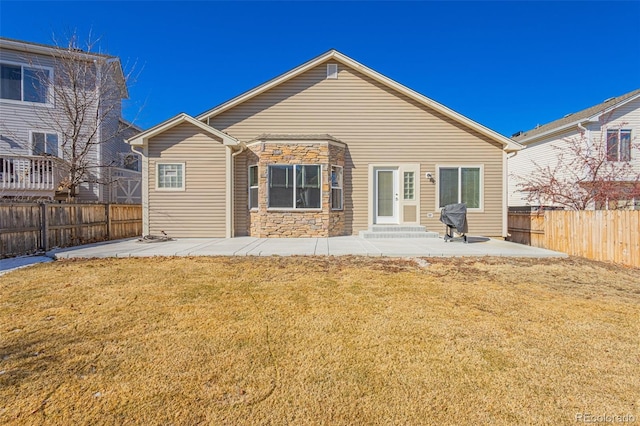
[326, 63, 338, 79]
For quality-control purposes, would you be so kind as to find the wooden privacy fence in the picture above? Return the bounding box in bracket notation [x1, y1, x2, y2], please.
[0, 203, 142, 258]
[508, 210, 640, 268]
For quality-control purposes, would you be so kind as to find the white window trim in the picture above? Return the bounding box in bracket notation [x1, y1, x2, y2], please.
[331, 165, 343, 211]
[29, 130, 60, 157]
[155, 161, 185, 191]
[248, 164, 258, 210]
[435, 164, 484, 212]
[266, 163, 323, 211]
[0, 60, 54, 107]
[403, 170, 415, 201]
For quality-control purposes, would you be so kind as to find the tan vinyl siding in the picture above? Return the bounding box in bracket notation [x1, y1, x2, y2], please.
[211, 61, 505, 236]
[148, 122, 227, 237]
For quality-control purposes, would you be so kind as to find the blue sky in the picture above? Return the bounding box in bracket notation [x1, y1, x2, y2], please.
[1, 1, 639, 136]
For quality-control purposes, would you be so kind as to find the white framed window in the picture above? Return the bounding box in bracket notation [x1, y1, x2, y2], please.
[120, 153, 140, 171]
[1, 61, 53, 105]
[331, 165, 343, 210]
[268, 164, 321, 209]
[156, 162, 185, 191]
[327, 63, 338, 79]
[403, 171, 415, 200]
[30, 131, 59, 156]
[607, 129, 631, 162]
[248, 165, 258, 209]
[437, 165, 483, 210]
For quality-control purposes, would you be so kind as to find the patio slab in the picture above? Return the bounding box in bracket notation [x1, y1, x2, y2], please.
[45, 235, 567, 260]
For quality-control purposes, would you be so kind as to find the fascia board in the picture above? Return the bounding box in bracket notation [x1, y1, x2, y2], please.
[127, 113, 239, 147]
[198, 50, 520, 152]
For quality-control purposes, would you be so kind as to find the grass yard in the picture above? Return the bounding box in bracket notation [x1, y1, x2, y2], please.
[1, 256, 639, 425]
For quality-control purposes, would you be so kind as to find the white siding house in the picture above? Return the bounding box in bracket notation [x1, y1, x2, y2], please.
[509, 89, 640, 210]
[0, 37, 141, 202]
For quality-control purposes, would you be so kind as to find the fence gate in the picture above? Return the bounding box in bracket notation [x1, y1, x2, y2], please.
[110, 168, 142, 204]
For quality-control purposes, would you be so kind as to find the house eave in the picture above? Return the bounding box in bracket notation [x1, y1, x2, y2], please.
[126, 113, 239, 147]
[514, 90, 640, 145]
[0, 37, 129, 100]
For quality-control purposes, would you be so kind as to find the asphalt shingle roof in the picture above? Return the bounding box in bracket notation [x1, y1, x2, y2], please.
[513, 88, 640, 142]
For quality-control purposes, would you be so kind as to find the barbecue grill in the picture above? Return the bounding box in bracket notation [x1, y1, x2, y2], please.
[440, 203, 468, 243]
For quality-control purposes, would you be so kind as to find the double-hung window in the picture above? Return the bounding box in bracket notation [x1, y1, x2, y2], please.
[607, 129, 632, 162]
[1, 62, 52, 104]
[31, 131, 59, 156]
[268, 164, 321, 209]
[156, 163, 184, 190]
[438, 166, 482, 209]
[331, 165, 343, 210]
[248, 165, 258, 209]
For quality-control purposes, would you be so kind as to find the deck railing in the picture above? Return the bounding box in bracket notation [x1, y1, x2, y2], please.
[0, 155, 61, 191]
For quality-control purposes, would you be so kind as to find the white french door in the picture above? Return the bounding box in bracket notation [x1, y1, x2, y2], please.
[374, 168, 399, 224]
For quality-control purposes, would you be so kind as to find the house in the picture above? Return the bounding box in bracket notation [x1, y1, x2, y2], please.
[509, 89, 640, 210]
[0, 37, 141, 203]
[128, 50, 521, 238]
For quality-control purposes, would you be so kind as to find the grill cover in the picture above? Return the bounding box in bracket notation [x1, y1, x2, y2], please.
[439, 203, 468, 234]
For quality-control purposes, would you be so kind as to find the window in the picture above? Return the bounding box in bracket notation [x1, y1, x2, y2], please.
[403, 171, 415, 200]
[1, 62, 51, 104]
[122, 153, 140, 171]
[327, 64, 338, 79]
[248, 165, 258, 209]
[157, 163, 184, 190]
[607, 129, 631, 162]
[268, 164, 321, 209]
[438, 166, 481, 209]
[331, 165, 343, 210]
[31, 132, 59, 156]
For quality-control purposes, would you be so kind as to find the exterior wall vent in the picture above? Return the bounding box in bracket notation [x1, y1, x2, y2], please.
[327, 64, 338, 79]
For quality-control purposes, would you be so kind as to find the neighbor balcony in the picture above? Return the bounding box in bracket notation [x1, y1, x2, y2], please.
[0, 155, 64, 199]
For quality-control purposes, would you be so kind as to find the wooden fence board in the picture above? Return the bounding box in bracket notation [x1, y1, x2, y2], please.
[0, 203, 142, 258]
[512, 210, 640, 268]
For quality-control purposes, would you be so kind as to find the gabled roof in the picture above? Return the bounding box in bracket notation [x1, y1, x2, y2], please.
[197, 49, 522, 153]
[513, 88, 640, 144]
[0, 36, 130, 99]
[126, 113, 239, 147]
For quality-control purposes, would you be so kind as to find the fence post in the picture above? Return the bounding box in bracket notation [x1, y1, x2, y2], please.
[106, 203, 111, 240]
[40, 202, 49, 252]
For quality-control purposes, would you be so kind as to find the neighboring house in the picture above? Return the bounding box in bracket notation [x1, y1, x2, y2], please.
[0, 37, 141, 203]
[128, 50, 521, 238]
[509, 89, 640, 210]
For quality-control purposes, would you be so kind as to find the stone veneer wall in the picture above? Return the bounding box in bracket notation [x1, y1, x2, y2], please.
[246, 141, 346, 237]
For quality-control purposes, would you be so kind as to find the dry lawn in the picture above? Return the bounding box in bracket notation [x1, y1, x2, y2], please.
[1, 256, 639, 425]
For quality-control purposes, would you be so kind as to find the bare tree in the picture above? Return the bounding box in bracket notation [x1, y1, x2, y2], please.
[514, 115, 640, 210]
[1, 31, 139, 201]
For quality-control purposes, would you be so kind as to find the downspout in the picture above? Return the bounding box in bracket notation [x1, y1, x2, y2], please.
[130, 144, 148, 235]
[503, 150, 519, 238]
[94, 59, 102, 202]
[578, 121, 590, 150]
[577, 121, 595, 208]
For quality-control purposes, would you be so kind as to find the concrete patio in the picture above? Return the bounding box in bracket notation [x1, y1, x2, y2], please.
[47, 236, 567, 259]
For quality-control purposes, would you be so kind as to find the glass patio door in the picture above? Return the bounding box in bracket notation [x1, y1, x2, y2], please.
[375, 168, 398, 224]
